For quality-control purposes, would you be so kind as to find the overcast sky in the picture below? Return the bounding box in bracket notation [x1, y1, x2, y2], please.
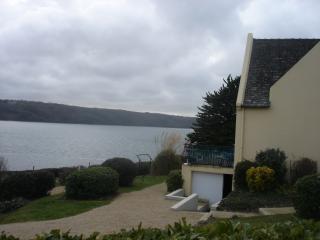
[1, 0, 319, 116]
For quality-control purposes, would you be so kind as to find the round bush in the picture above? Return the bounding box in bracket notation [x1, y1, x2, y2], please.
[166, 170, 183, 192]
[293, 174, 320, 219]
[151, 150, 181, 176]
[234, 160, 257, 190]
[246, 167, 275, 192]
[255, 148, 287, 184]
[102, 158, 137, 186]
[291, 158, 317, 184]
[65, 167, 119, 199]
[0, 171, 55, 200]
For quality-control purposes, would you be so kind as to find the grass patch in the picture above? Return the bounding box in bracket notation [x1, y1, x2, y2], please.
[0, 175, 166, 224]
[0, 194, 111, 224]
[217, 190, 293, 212]
[119, 175, 166, 193]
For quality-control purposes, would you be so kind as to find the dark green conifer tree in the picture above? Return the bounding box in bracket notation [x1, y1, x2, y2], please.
[188, 75, 240, 146]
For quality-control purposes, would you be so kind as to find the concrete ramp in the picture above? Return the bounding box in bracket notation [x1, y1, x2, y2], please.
[171, 193, 198, 211]
[165, 189, 185, 201]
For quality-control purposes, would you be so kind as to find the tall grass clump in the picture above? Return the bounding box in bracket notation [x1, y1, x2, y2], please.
[152, 132, 183, 175]
[0, 156, 8, 181]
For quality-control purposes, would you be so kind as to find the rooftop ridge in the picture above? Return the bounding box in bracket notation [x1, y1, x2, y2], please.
[253, 38, 320, 40]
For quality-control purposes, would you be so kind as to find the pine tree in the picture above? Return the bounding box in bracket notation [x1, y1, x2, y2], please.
[188, 75, 240, 146]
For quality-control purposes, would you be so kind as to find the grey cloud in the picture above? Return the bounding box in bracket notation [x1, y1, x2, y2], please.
[0, 0, 319, 116]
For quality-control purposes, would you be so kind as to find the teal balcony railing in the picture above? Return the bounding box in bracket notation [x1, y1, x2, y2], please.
[183, 145, 234, 168]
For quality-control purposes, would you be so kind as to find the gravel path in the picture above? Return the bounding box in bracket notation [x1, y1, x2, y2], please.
[0, 184, 203, 239]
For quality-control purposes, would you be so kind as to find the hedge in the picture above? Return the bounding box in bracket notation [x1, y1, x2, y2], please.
[0, 171, 55, 200]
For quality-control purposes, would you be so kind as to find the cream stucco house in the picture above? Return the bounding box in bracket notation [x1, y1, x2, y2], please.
[235, 33, 320, 172]
[182, 34, 320, 205]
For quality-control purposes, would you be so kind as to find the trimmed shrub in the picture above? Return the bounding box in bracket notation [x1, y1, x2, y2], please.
[255, 148, 287, 184]
[65, 167, 119, 199]
[102, 158, 137, 186]
[234, 160, 256, 190]
[246, 167, 275, 192]
[166, 170, 183, 192]
[293, 174, 320, 219]
[0, 171, 55, 200]
[291, 158, 317, 184]
[151, 150, 181, 175]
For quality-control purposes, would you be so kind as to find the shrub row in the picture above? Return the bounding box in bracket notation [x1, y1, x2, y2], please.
[0, 171, 55, 200]
[3, 167, 80, 186]
[1, 218, 320, 240]
[234, 148, 317, 191]
[65, 167, 119, 199]
[234, 148, 287, 191]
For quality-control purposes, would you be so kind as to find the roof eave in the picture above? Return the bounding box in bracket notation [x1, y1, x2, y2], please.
[236, 33, 254, 108]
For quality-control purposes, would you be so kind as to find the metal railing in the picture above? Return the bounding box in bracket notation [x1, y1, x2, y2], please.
[183, 145, 234, 168]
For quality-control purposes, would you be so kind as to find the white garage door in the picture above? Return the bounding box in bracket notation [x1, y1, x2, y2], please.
[191, 172, 223, 204]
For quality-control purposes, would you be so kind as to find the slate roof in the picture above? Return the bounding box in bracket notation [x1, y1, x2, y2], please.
[243, 38, 320, 107]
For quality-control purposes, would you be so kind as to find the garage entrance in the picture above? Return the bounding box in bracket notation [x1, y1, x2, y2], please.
[191, 172, 223, 204]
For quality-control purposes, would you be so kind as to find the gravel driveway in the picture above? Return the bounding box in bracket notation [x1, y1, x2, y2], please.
[0, 184, 203, 239]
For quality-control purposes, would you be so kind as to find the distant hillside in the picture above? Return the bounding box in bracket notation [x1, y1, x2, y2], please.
[0, 100, 195, 128]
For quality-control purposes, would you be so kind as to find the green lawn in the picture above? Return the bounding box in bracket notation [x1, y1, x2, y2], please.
[0, 194, 112, 224]
[119, 175, 166, 193]
[0, 175, 166, 224]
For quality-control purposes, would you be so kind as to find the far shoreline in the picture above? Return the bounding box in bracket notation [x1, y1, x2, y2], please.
[0, 119, 192, 130]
